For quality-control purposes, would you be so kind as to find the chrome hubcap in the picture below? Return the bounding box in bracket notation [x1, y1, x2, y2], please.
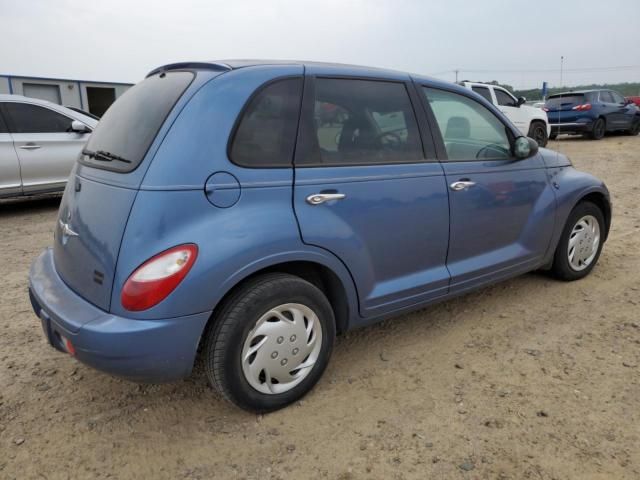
[241, 303, 322, 395]
[568, 215, 600, 271]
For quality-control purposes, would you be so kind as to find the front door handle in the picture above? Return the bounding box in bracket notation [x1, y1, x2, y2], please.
[306, 193, 346, 205]
[450, 181, 476, 191]
[19, 143, 41, 150]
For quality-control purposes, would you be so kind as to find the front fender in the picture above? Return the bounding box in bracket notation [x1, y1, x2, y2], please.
[543, 166, 611, 263]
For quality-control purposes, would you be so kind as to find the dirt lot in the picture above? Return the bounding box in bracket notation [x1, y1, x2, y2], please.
[1, 135, 639, 480]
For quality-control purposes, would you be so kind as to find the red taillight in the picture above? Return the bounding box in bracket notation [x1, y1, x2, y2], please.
[63, 337, 76, 356]
[572, 103, 592, 111]
[121, 244, 198, 311]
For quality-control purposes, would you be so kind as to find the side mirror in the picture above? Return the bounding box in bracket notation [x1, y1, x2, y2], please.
[516, 96, 527, 107]
[514, 136, 539, 159]
[70, 120, 91, 134]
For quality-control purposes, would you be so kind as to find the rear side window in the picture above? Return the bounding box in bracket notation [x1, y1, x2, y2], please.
[297, 78, 423, 166]
[230, 78, 303, 168]
[82, 71, 194, 172]
[471, 86, 493, 103]
[598, 91, 613, 103]
[423, 87, 511, 161]
[3, 103, 71, 133]
[494, 89, 517, 107]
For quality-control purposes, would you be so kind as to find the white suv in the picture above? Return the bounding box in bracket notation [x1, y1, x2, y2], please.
[461, 82, 550, 147]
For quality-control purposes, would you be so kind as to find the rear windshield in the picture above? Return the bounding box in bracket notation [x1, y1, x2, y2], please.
[80, 71, 194, 172]
[545, 94, 585, 108]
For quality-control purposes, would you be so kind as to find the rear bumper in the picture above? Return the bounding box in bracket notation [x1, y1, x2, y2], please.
[29, 248, 211, 383]
[549, 119, 594, 135]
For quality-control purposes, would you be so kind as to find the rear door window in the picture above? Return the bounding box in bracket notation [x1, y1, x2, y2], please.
[3, 103, 71, 133]
[423, 87, 511, 161]
[471, 86, 493, 103]
[229, 78, 303, 168]
[494, 89, 517, 107]
[81, 71, 194, 172]
[296, 78, 423, 166]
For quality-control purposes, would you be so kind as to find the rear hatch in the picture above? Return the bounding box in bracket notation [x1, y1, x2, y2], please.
[545, 93, 587, 123]
[53, 71, 196, 311]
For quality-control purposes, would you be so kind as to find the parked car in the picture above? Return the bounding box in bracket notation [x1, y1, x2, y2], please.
[0, 95, 97, 198]
[461, 82, 550, 146]
[29, 60, 611, 412]
[626, 96, 640, 108]
[545, 89, 640, 140]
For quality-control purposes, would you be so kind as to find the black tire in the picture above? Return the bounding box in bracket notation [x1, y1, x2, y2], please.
[550, 201, 605, 281]
[549, 132, 558, 141]
[528, 121, 548, 147]
[626, 118, 640, 136]
[204, 273, 336, 412]
[589, 118, 606, 140]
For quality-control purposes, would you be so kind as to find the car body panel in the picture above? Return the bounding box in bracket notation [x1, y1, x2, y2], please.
[441, 154, 555, 292]
[294, 162, 451, 317]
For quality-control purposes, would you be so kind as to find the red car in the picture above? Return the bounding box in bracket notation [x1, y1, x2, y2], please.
[626, 96, 640, 107]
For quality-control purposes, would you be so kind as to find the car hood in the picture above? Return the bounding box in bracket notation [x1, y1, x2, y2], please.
[538, 147, 572, 168]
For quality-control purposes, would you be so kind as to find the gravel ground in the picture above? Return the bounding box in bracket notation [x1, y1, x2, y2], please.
[1, 135, 639, 479]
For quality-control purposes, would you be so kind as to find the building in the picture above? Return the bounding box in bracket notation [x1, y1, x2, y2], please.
[0, 74, 133, 117]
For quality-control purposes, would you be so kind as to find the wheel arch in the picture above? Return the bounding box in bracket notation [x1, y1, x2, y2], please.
[577, 191, 611, 241]
[199, 251, 359, 348]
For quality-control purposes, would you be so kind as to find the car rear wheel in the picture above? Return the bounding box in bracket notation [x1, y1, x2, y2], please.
[528, 121, 548, 147]
[589, 118, 606, 140]
[550, 201, 605, 281]
[204, 273, 335, 412]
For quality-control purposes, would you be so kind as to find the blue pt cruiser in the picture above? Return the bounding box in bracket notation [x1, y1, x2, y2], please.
[29, 60, 611, 412]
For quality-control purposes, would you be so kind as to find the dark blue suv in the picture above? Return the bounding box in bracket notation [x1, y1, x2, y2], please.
[29, 60, 611, 412]
[545, 89, 640, 140]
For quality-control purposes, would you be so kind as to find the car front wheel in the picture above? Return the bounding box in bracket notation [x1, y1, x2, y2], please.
[204, 273, 335, 412]
[550, 201, 605, 281]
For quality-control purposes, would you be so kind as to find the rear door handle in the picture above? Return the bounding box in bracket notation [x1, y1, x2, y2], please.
[450, 181, 476, 191]
[306, 193, 346, 205]
[19, 143, 41, 150]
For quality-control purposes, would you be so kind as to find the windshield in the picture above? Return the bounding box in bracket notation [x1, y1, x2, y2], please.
[80, 71, 194, 172]
[545, 94, 585, 109]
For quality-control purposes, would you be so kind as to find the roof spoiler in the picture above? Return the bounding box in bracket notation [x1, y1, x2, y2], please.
[146, 62, 231, 78]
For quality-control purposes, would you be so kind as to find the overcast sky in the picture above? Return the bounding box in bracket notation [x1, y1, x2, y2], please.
[1, 0, 639, 90]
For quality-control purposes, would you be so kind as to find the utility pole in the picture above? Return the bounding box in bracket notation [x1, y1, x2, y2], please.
[455, 69, 459, 83]
[560, 56, 564, 88]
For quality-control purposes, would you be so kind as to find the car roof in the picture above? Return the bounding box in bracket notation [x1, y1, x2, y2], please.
[146, 59, 465, 94]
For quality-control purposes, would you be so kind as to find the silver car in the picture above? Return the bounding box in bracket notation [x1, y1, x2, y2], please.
[0, 94, 97, 198]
